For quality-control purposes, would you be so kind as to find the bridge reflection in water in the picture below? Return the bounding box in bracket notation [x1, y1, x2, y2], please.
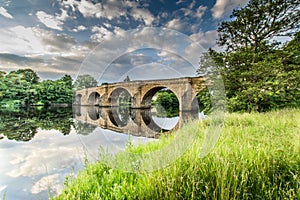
[73, 106, 199, 138]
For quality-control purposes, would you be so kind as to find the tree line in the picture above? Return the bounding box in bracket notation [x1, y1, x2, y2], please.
[0, 69, 73, 108]
[0, 69, 99, 109]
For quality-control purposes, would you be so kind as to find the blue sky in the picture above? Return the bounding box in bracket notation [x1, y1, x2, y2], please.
[0, 0, 249, 81]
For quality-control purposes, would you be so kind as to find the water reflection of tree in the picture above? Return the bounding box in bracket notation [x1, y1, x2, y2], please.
[153, 104, 179, 118]
[37, 107, 73, 135]
[118, 106, 131, 125]
[73, 120, 97, 135]
[0, 116, 38, 141]
[0, 107, 73, 141]
[118, 91, 131, 106]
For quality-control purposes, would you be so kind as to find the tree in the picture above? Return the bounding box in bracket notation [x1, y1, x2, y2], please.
[0, 69, 73, 107]
[124, 75, 130, 82]
[1, 70, 39, 107]
[0, 71, 6, 100]
[13, 68, 40, 84]
[206, 31, 300, 112]
[36, 75, 73, 106]
[0, 71, 5, 78]
[213, 0, 300, 112]
[152, 90, 179, 117]
[200, 0, 300, 112]
[73, 74, 98, 90]
[217, 0, 300, 52]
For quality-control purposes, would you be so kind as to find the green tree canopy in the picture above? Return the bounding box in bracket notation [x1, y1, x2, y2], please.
[0, 71, 6, 78]
[207, 31, 300, 112]
[0, 69, 73, 108]
[0, 69, 40, 107]
[36, 75, 73, 106]
[73, 74, 98, 90]
[8, 68, 40, 84]
[217, 0, 300, 52]
[199, 0, 300, 112]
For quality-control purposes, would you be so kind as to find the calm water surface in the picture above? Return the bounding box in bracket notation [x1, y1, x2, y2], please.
[0, 106, 180, 199]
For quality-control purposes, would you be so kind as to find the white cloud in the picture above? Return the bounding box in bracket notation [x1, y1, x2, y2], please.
[56, 8, 70, 21]
[101, 0, 127, 20]
[189, 30, 218, 49]
[60, 0, 153, 26]
[36, 11, 63, 31]
[180, 5, 206, 19]
[130, 8, 154, 26]
[176, 0, 185, 5]
[0, 6, 13, 19]
[0, 26, 84, 56]
[195, 5, 207, 18]
[61, 0, 118, 19]
[0, 26, 44, 55]
[103, 22, 112, 28]
[77, 25, 86, 31]
[91, 26, 114, 42]
[0, 25, 91, 79]
[77, 0, 103, 18]
[35, 7, 72, 31]
[211, 0, 249, 19]
[31, 174, 63, 194]
[188, 0, 196, 9]
[72, 25, 87, 32]
[166, 18, 184, 31]
[189, 32, 204, 43]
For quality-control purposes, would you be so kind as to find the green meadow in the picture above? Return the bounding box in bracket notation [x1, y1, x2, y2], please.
[54, 108, 300, 200]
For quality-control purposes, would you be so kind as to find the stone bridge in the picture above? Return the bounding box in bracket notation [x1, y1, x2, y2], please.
[74, 76, 206, 112]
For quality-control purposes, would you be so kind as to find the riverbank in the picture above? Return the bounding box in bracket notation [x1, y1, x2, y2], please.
[54, 108, 300, 200]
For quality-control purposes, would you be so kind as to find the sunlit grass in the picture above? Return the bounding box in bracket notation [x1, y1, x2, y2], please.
[54, 108, 300, 200]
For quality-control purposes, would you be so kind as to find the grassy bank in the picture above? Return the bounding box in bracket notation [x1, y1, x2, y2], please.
[54, 109, 300, 200]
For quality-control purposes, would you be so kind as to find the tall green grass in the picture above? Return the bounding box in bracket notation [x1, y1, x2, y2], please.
[54, 109, 300, 200]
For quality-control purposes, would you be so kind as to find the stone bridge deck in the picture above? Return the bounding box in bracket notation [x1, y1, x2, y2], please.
[74, 76, 206, 112]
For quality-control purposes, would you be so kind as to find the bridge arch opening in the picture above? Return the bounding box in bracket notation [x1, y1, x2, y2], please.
[109, 88, 132, 107]
[88, 92, 101, 105]
[142, 87, 179, 131]
[189, 86, 210, 120]
[108, 107, 131, 128]
[108, 88, 132, 128]
[88, 107, 101, 120]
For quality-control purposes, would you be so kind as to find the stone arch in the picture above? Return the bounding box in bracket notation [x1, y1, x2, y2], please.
[88, 92, 101, 105]
[108, 87, 132, 107]
[108, 107, 131, 127]
[87, 107, 101, 120]
[140, 86, 180, 132]
[141, 86, 180, 108]
[141, 109, 170, 132]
